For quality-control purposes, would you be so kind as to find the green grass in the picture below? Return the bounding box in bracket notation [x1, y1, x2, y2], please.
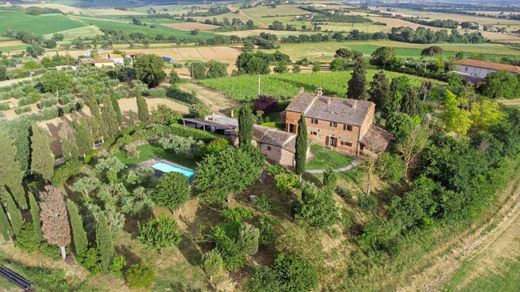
[0, 11, 86, 35]
[115, 144, 197, 168]
[306, 144, 354, 170]
[200, 70, 436, 101]
[71, 16, 216, 40]
[443, 256, 520, 291]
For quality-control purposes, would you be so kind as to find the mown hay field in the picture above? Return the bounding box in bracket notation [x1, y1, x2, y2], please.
[0, 11, 86, 35]
[200, 70, 437, 101]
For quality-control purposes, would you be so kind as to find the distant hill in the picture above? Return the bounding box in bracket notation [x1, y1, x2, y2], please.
[18, 0, 229, 8]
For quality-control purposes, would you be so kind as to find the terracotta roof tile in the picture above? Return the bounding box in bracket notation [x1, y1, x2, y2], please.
[455, 59, 520, 74]
[360, 125, 393, 152]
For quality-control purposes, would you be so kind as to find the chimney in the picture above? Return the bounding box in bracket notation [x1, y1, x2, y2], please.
[352, 100, 358, 109]
[327, 96, 332, 105]
[316, 87, 323, 96]
[299, 87, 305, 93]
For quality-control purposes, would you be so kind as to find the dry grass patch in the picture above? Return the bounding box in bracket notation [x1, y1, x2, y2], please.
[163, 22, 219, 31]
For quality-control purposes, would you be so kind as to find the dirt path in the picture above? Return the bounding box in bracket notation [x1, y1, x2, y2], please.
[497, 99, 520, 106]
[178, 82, 238, 115]
[399, 171, 520, 291]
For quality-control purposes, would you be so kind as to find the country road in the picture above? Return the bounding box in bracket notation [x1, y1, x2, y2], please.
[399, 170, 520, 291]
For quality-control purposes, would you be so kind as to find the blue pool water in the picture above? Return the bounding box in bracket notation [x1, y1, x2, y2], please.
[152, 162, 195, 179]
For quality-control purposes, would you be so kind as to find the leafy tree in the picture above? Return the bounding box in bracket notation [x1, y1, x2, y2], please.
[369, 70, 390, 111]
[206, 60, 228, 78]
[195, 147, 264, 204]
[28, 192, 42, 240]
[138, 214, 181, 251]
[383, 76, 407, 114]
[203, 250, 224, 279]
[0, 131, 26, 209]
[394, 118, 432, 180]
[312, 62, 320, 73]
[238, 105, 254, 148]
[272, 253, 318, 292]
[6, 193, 23, 237]
[322, 168, 337, 192]
[275, 173, 299, 193]
[0, 203, 12, 241]
[391, 176, 438, 229]
[347, 55, 367, 99]
[247, 265, 281, 292]
[294, 184, 338, 229]
[26, 44, 45, 57]
[421, 46, 443, 56]
[470, 100, 504, 130]
[188, 102, 210, 118]
[126, 264, 155, 289]
[40, 186, 71, 260]
[169, 71, 181, 85]
[273, 62, 288, 73]
[95, 157, 126, 184]
[376, 153, 405, 184]
[370, 46, 396, 68]
[134, 54, 166, 88]
[442, 90, 472, 135]
[39, 71, 72, 93]
[67, 200, 88, 256]
[96, 214, 114, 272]
[30, 126, 54, 181]
[236, 52, 270, 74]
[189, 62, 206, 79]
[295, 115, 307, 178]
[481, 70, 519, 99]
[155, 172, 190, 211]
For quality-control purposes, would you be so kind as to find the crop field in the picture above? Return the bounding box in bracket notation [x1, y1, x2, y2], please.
[267, 40, 520, 62]
[200, 70, 436, 101]
[163, 22, 219, 31]
[385, 8, 520, 26]
[0, 11, 86, 35]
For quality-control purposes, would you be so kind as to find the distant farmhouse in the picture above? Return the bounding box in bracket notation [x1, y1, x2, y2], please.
[284, 88, 392, 156]
[455, 59, 520, 83]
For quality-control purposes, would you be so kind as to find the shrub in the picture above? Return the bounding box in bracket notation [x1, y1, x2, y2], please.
[253, 96, 277, 113]
[15, 106, 31, 115]
[155, 172, 191, 211]
[77, 248, 100, 274]
[204, 137, 230, 155]
[125, 264, 155, 289]
[272, 253, 318, 292]
[146, 87, 167, 98]
[258, 215, 277, 245]
[51, 160, 83, 185]
[39, 97, 58, 109]
[0, 102, 10, 110]
[188, 102, 210, 118]
[111, 256, 127, 278]
[255, 194, 273, 213]
[15, 223, 41, 253]
[42, 106, 59, 120]
[138, 214, 181, 251]
[203, 250, 224, 279]
[274, 173, 299, 193]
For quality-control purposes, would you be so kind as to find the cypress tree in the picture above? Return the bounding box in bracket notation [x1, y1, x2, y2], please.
[100, 95, 120, 138]
[85, 87, 100, 118]
[28, 192, 42, 240]
[129, 110, 136, 129]
[6, 193, 23, 237]
[238, 105, 253, 148]
[347, 55, 368, 100]
[295, 115, 308, 178]
[368, 70, 390, 110]
[67, 200, 88, 256]
[59, 125, 79, 162]
[0, 131, 27, 209]
[73, 120, 92, 157]
[30, 126, 55, 181]
[135, 84, 149, 123]
[110, 92, 123, 127]
[96, 214, 114, 272]
[0, 203, 12, 241]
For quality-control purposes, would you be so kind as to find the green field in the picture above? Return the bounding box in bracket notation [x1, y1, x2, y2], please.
[306, 144, 354, 170]
[267, 40, 520, 62]
[0, 11, 86, 35]
[200, 70, 437, 101]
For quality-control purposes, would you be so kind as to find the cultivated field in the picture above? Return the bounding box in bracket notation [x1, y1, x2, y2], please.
[163, 22, 219, 31]
[199, 70, 437, 101]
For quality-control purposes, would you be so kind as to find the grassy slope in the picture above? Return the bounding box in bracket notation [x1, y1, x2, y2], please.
[306, 144, 354, 170]
[115, 144, 197, 168]
[200, 70, 436, 101]
[0, 11, 86, 35]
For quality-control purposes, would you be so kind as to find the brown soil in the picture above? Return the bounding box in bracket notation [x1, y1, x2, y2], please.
[178, 82, 238, 115]
[0, 40, 23, 47]
[163, 22, 219, 31]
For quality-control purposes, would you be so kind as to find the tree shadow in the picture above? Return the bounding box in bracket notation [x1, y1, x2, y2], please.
[124, 208, 154, 239]
[115, 245, 142, 266]
[178, 234, 203, 267]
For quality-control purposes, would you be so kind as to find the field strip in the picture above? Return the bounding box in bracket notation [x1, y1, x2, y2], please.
[179, 82, 238, 115]
[69, 16, 130, 24]
[398, 169, 520, 291]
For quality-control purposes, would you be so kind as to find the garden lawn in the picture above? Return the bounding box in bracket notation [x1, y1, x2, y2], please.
[306, 144, 353, 170]
[115, 144, 198, 168]
[200, 70, 436, 101]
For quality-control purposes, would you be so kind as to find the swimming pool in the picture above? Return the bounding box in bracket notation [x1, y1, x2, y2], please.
[152, 162, 195, 179]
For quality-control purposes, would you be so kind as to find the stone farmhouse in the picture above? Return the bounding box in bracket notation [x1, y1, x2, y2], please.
[284, 88, 392, 156]
[455, 59, 520, 82]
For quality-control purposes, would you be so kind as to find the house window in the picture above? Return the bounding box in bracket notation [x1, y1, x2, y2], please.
[267, 146, 272, 151]
[311, 131, 318, 135]
[344, 124, 353, 131]
[330, 122, 337, 128]
[289, 124, 296, 133]
[341, 141, 353, 147]
[311, 118, 319, 124]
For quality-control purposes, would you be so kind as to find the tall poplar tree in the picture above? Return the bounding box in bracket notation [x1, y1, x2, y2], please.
[6, 192, 23, 237]
[67, 200, 88, 256]
[30, 126, 55, 181]
[295, 115, 308, 179]
[40, 186, 71, 260]
[0, 203, 12, 241]
[135, 83, 149, 123]
[347, 55, 368, 100]
[0, 131, 27, 209]
[28, 192, 42, 240]
[368, 70, 390, 111]
[238, 105, 253, 148]
[96, 214, 114, 272]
